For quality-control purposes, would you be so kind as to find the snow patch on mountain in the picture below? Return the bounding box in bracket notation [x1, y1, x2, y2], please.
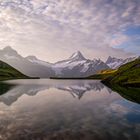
[106, 56, 137, 69]
[2, 46, 137, 78]
[52, 51, 109, 77]
[69, 51, 86, 60]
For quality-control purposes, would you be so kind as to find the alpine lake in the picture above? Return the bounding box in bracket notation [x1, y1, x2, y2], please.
[0, 79, 140, 140]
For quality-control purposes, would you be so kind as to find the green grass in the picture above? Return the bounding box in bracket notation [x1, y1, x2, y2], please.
[88, 73, 113, 79]
[0, 60, 29, 81]
[87, 69, 116, 79]
[51, 59, 140, 86]
[87, 58, 140, 88]
[102, 58, 140, 87]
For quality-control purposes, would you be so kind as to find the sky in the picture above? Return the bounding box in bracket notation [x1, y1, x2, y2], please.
[0, 0, 140, 62]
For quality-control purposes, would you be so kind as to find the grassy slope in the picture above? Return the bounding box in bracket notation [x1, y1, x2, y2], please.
[102, 58, 140, 87]
[0, 60, 29, 81]
[88, 59, 140, 103]
[88, 69, 116, 79]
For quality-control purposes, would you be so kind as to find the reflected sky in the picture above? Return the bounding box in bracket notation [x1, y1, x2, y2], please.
[0, 79, 106, 105]
[0, 79, 140, 140]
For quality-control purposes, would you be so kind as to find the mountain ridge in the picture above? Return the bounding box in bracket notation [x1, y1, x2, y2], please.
[106, 56, 138, 69]
[0, 46, 138, 78]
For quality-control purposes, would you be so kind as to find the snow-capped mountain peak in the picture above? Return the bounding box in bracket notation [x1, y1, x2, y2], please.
[0, 47, 55, 78]
[106, 56, 137, 69]
[69, 51, 86, 60]
[106, 56, 123, 64]
[0, 46, 110, 78]
[0, 46, 22, 60]
[53, 51, 109, 77]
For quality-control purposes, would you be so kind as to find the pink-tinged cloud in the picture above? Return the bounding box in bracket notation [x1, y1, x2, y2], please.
[0, 0, 139, 62]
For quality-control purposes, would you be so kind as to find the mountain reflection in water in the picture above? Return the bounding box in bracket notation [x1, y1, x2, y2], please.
[0, 79, 106, 105]
[0, 79, 139, 140]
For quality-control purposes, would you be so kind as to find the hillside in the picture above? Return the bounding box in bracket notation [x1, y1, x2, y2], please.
[0, 60, 29, 81]
[102, 58, 140, 87]
[88, 69, 116, 79]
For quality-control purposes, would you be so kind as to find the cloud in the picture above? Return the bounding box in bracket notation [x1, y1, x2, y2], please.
[109, 34, 129, 47]
[0, 0, 139, 62]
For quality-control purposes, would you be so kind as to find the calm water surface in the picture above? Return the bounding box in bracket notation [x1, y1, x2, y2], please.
[0, 79, 140, 140]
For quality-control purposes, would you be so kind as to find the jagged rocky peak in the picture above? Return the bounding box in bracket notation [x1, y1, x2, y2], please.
[93, 58, 102, 62]
[69, 51, 86, 60]
[3, 46, 13, 51]
[26, 55, 38, 60]
[2, 46, 18, 55]
[106, 56, 123, 64]
[105, 56, 138, 69]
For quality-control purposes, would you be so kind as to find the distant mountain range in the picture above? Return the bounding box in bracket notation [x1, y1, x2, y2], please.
[106, 56, 137, 69]
[0, 46, 55, 78]
[52, 51, 109, 77]
[0, 46, 138, 78]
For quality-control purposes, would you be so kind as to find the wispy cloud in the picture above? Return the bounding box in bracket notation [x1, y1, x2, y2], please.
[0, 0, 139, 62]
